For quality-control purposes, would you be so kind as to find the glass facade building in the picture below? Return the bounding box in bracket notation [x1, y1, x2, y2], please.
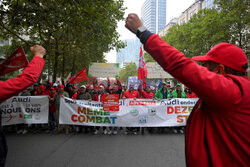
[116, 39, 141, 67]
[141, 0, 166, 33]
[202, 0, 215, 9]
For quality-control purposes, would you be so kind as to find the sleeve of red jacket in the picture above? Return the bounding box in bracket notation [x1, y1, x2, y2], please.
[0, 56, 45, 103]
[144, 34, 241, 108]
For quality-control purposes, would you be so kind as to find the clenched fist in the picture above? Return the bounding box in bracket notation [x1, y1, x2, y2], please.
[125, 13, 143, 34]
[30, 45, 46, 58]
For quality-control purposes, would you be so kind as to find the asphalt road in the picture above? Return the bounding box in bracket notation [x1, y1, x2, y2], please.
[5, 131, 185, 167]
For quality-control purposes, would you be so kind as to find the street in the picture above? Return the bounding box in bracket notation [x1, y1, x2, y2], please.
[5, 132, 185, 167]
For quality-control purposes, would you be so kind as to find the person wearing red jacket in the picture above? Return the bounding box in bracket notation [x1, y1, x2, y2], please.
[71, 86, 78, 99]
[125, 14, 250, 167]
[122, 84, 140, 99]
[48, 87, 57, 132]
[93, 85, 108, 134]
[138, 85, 155, 99]
[122, 84, 140, 134]
[0, 45, 46, 167]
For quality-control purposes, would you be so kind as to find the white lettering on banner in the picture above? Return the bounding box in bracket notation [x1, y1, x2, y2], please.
[0, 96, 49, 126]
[60, 97, 199, 127]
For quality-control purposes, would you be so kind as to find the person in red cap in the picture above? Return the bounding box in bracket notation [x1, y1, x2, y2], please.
[71, 86, 78, 99]
[44, 81, 52, 96]
[93, 85, 108, 135]
[125, 13, 249, 167]
[0, 45, 46, 166]
[138, 85, 155, 99]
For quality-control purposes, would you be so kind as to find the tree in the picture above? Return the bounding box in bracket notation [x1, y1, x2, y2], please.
[0, 0, 126, 81]
[119, 62, 137, 83]
[162, 0, 249, 58]
[214, 0, 249, 52]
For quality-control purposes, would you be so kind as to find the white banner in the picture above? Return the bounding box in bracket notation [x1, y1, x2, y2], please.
[0, 96, 49, 126]
[88, 63, 121, 78]
[60, 97, 198, 127]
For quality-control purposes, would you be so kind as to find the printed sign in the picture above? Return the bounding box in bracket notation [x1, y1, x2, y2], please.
[0, 96, 49, 125]
[88, 63, 120, 78]
[103, 94, 119, 111]
[146, 62, 173, 79]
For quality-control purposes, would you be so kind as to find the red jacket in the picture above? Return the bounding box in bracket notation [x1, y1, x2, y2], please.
[145, 34, 250, 167]
[0, 56, 45, 103]
[72, 93, 77, 99]
[138, 89, 155, 99]
[186, 92, 198, 98]
[93, 93, 105, 102]
[122, 90, 140, 99]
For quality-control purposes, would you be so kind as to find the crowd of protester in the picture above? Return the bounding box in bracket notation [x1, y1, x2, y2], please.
[3, 77, 198, 136]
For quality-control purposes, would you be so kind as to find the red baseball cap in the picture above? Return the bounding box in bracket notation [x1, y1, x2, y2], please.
[73, 86, 78, 89]
[59, 84, 64, 88]
[39, 85, 45, 91]
[192, 43, 248, 72]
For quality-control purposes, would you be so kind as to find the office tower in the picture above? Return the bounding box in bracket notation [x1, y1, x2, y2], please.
[116, 39, 141, 67]
[141, 0, 167, 33]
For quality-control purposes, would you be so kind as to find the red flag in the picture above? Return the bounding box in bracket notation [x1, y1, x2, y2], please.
[0, 46, 29, 76]
[68, 67, 88, 84]
[138, 46, 147, 88]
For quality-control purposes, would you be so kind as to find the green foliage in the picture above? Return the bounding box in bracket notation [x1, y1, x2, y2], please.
[162, 0, 249, 58]
[0, 0, 126, 81]
[144, 51, 155, 62]
[119, 62, 138, 83]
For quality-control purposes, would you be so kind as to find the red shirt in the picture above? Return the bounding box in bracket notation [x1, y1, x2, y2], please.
[49, 92, 56, 113]
[122, 90, 140, 99]
[0, 56, 45, 103]
[138, 89, 155, 99]
[145, 34, 250, 167]
[72, 93, 77, 99]
[186, 92, 198, 98]
[93, 93, 105, 102]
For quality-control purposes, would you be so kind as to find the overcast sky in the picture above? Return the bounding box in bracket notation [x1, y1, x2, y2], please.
[105, 0, 195, 63]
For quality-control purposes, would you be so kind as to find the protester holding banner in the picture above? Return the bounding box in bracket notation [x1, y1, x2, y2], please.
[184, 86, 198, 98]
[71, 86, 78, 100]
[76, 85, 92, 133]
[86, 85, 95, 99]
[16, 89, 31, 135]
[155, 82, 172, 100]
[54, 84, 69, 135]
[125, 13, 250, 167]
[138, 85, 155, 99]
[48, 88, 57, 133]
[171, 84, 187, 98]
[93, 85, 109, 134]
[0, 45, 46, 167]
[122, 84, 140, 135]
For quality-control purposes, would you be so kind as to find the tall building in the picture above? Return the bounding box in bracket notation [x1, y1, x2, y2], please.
[158, 17, 178, 36]
[201, 0, 215, 9]
[116, 39, 141, 67]
[141, 0, 167, 33]
[178, 0, 215, 25]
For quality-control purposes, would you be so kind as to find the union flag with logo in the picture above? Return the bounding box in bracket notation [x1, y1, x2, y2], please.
[138, 46, 147, 89]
